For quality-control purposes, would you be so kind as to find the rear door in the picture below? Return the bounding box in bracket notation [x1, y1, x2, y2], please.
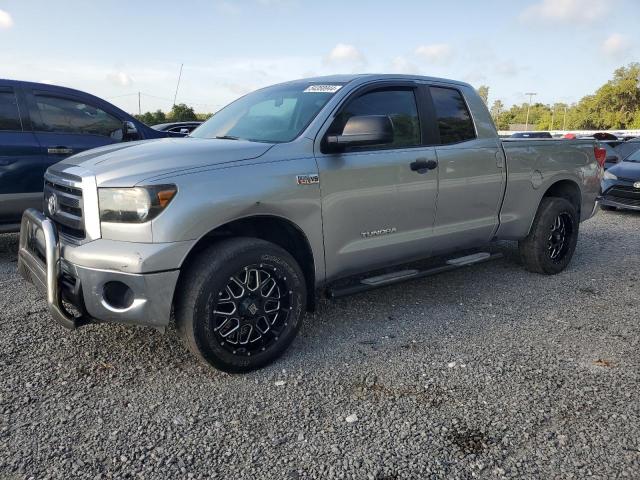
[427, 85, 505, 252]
[315, 83, 439, 280]
[25, 89, 126, 188]
[0, 84, 43, 224]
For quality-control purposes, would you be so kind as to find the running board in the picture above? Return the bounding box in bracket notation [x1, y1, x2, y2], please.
[327, 252, 502, 299]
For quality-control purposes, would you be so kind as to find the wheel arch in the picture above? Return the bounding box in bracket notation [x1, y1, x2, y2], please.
[526, 178, 582, 236]
[176, 214, 317, 312]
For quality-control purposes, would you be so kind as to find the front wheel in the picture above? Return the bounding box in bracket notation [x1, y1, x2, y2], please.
[176, 238, 306, 373]
[519, 197, 579, 275]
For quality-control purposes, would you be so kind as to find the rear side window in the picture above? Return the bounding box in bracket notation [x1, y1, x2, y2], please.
[0, 89, 22, 131]
[430, 87, 476, 145]
[34, 95, 123, 138]
[332, 88, 421, 149]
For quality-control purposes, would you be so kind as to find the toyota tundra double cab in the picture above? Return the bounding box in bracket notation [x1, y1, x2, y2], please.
[17, 74, 603, 372]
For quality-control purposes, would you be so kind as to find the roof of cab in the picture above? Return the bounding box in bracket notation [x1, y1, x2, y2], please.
[279, 73, 472, 89]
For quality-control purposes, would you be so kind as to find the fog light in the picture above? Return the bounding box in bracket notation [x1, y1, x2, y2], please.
[102, 281, 134, 310]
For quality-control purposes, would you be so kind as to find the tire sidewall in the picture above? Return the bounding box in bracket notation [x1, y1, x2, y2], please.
[189, 241, 306, 373]
[536, 198, 580, 274]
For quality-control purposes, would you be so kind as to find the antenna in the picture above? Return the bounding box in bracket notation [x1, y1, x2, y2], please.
[173, 63, 184, 107]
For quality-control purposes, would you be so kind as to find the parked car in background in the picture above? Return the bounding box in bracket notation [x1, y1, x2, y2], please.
[151, 121, 202, 135]
[510, 131, 552, 139]
[614, 137, 640, 161]
[0, 80, 177, 232]
[599, 149, 640, 211]
[600, 142, 621, 169]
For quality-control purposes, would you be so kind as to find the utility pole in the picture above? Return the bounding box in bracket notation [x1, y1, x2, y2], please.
[563, 105, 568, 131]
[138, 91, 141, 115]
[173, 63, 184, 107]
[524, 92, 537, 130]
[550, 104, 555, 130]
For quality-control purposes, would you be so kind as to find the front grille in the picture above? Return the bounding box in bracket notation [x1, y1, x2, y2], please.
[44, 179, 85, 241]
[604, 184, 640, 207]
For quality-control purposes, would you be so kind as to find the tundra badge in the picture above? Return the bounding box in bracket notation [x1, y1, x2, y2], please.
[296, 174, 320, 185]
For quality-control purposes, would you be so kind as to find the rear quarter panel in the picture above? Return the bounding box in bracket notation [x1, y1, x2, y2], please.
[497, 139, 600, 240]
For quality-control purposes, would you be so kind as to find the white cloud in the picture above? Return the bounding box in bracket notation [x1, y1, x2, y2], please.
[106, 71, 133, 87]
[324, 43, 366, 68]
[390, 56, 419, 74]
[494, 60, 524, 77]
[215, 1, 241, 14]
[601, 33, 630, 57]
[257, 0, 298, 6]
[0, 9, 13, 29]
[415, 44, 453, 65]
[520, 0, 610, 24]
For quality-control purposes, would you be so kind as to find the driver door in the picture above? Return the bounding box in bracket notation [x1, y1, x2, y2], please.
[26, 91, 125, 193]
[315, 84, 439, 281]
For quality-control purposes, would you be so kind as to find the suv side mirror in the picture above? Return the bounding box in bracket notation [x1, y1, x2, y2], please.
[326, 115, 394, 150]
[123, 121, 139, 141]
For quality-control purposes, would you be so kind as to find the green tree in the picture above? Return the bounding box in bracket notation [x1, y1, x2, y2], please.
[490, 99, 504, 120]
[477, 85, 489, 105]
[168, 103, 197, 122]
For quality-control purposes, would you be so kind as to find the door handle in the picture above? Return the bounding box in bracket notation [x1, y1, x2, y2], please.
[47, 147, 74, 155]
[410, 158, 438, 172]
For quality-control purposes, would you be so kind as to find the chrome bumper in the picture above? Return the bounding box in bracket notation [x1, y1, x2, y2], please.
[18, 208, 180, 329]
[18, 208, 82, 329]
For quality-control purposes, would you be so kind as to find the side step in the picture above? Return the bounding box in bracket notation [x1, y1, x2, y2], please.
[327, 252, 502, 299]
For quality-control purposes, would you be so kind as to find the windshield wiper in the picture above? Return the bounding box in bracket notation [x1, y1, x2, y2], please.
[215, 135, 241, 140]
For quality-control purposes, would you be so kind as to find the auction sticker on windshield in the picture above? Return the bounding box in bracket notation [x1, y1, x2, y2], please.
[304, 85, 342, 93]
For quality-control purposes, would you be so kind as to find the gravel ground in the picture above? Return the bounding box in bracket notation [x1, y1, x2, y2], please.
[1, 210, 639, 480]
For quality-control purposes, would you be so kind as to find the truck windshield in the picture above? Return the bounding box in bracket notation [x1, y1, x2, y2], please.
[190, 82, 345, 143]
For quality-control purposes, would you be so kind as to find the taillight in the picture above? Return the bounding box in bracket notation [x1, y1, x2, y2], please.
[594, 146, 606, 168]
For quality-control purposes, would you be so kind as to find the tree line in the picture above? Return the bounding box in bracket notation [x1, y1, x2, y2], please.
[135, 63, 640, 131]
[134, 103, 211, 125]
[478, 63, 640, 131]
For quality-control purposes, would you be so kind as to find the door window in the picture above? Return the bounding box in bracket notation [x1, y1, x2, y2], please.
[331, 88, 421, 149]
[34, 95, 123, 138]
[430, 87, 476, 144]
[0, 89, 22, 131]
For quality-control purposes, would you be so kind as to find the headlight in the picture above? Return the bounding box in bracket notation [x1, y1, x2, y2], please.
[98, 185, 177, 223]
[603, 170, 618, 181]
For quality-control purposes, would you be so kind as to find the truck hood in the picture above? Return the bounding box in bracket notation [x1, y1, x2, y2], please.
[608, 160, 640, 181]
[52, 137, 275, 187]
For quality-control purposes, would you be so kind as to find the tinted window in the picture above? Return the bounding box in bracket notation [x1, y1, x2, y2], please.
[430, 87, 475, 144]
[331, 88, 420, 148]
[0, 90, 22, 131]
[34, 95, 122, 137]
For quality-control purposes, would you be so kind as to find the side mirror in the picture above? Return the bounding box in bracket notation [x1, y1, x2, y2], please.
[123, 121, 139, 141]
[326, 115, 393, 150]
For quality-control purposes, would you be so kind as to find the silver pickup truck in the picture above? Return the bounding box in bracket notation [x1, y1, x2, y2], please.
[17, 74, 603, 372]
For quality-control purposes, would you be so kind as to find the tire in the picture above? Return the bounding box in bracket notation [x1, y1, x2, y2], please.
[518, 197, 579, 275]
[175, 237, 306, 373]
[600, 205, 617, 211]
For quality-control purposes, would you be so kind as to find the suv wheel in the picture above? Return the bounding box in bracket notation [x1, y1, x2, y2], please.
[519, 197, 579, 275]
[176, 238, 306, 373]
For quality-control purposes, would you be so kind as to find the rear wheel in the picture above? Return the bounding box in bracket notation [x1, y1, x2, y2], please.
[519, 197, 579, 275]
[176, 238, 306, 373]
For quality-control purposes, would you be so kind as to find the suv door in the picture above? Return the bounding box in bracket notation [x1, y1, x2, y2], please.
[315, 83, 439, 280]
[25, 90, 126, 190]
[427, 85, 505, 252]
[0, 85, 43, 225]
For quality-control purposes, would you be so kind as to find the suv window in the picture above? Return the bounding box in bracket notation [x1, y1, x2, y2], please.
[0, 89, 22, 131]
[331, 88, 421, 149]
[34, 95, 123, 138]
[430, 87, 475, 144]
